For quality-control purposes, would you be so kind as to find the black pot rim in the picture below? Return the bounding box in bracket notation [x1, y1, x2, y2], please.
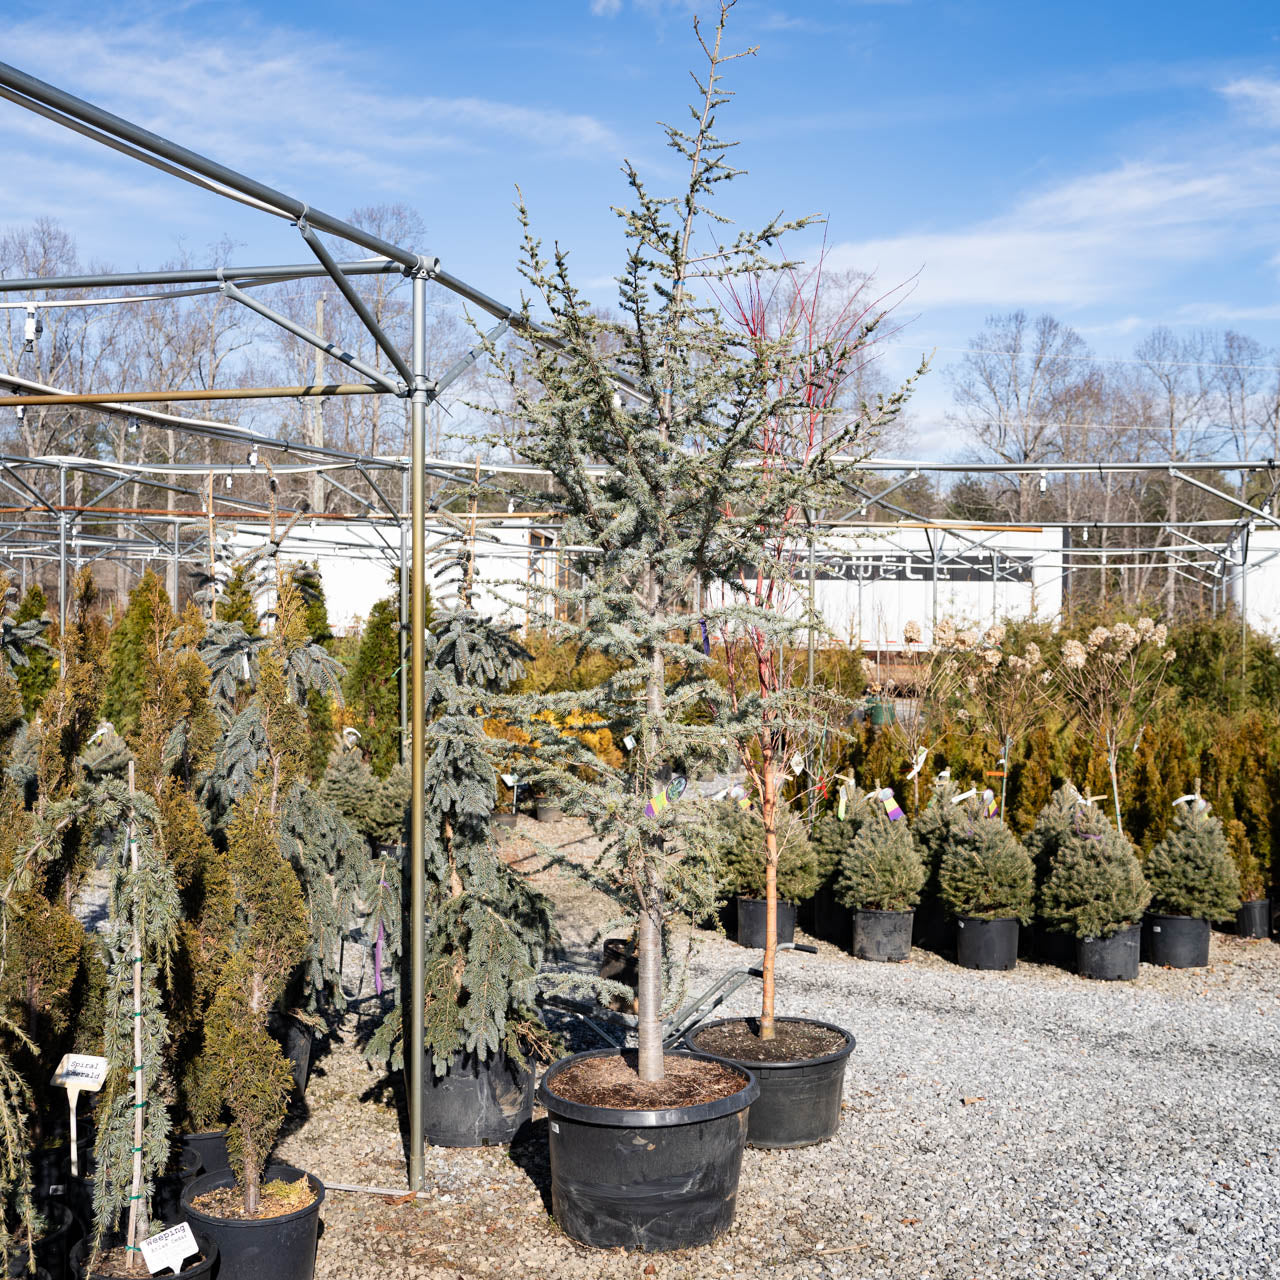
[1078, 921, 1142, 943]
[180, 1163, 325, 1228]
[1146, 911, 1209, 923]
[956, 914, 1021, 925]
[688, 1017, 855, 1072]
[735, 895, 801, 908]
[537, 1048, 758, 1128]
[852, 907, 914, 918]
[180, 1128, 228, 1141]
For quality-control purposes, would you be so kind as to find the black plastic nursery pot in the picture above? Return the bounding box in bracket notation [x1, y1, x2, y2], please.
[1146, 913, 1210, 968]
[423, 1048, 534, 1147]
[181, 1164, 323, 1280]
[22, 1196, 80, 1280]
[70, 1231, 218, 1280]
[535, 802, 565, 823]
[735, 897, 796, 950]
[1236, 898, 1271, 939]
[537, 1049, 758, 1252]
[956, 917, 1019, 971]
[1076, 923, 1141, 981]
[810, 883, 852, 947]
[493, 810, 518, 828]
[852, 909, 913, 962]
[154, 1146, 204, 1225]
[179, 1130, 230, 1175]
[687, 1018, 854, 1149]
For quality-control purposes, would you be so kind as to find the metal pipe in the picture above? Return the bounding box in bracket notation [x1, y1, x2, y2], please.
[400, 466, 409, 764]
[0, 384, 382, 407]
[220, 282, 402, 394]
[0, 258, 400, 295]
[298, 224, 416, 388]
[58, 466, 67, 631]
[0, 61, 424, 269]
[408, 273, 428, 1191]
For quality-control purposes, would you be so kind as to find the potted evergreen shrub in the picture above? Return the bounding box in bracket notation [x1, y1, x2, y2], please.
[366, 609, 557, 1148]
[1024, 781, 1085, 965]
[180, 582, 325, 1280]
[936, 806, 1034, 971]
[1039, 803, 1151, 980]
[709, 802, 818, 949]
[805, 790, 868, 945]
[911, 774, 973, 949]
[1227, 827, 1269, 939]
[1142, 797, 1240, 968]
[835, 788, 925, 962]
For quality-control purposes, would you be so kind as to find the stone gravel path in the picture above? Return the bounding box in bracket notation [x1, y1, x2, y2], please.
[275, 816, 1280, 1280]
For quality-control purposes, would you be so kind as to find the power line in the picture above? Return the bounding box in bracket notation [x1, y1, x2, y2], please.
[886, 341, 1280, 376]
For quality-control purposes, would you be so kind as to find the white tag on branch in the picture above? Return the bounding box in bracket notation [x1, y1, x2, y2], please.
[789, 753, 805, 777]
[950, 787, 977, 805]
[501, 774, 518, 788]
[140, 1222, 198, 1276]
[623, 735, 636, 752]
[906, 747, 928, 780]
[51, 1054, 108, 1093]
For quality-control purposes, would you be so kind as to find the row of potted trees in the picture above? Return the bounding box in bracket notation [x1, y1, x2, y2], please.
[716, 776, 1248, 982]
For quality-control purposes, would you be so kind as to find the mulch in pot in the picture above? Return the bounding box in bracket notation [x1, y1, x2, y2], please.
[188, 1177, 317, 1221]
[547, 1052, 746, 1109]
[691, 1019, 846, 1063]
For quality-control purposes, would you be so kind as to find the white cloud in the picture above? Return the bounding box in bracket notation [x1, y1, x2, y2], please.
[1220, 76, 1280, 126]
[589, 0, 623, 14]
[821, 143, 1280, 313]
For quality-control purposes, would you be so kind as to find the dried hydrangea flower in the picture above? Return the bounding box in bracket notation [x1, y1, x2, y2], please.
[1062, 638, 1087, 669]
[902, 619, 922, 645]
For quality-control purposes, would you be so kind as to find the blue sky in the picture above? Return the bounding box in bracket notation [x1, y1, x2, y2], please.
[3, 0, 1280, 455]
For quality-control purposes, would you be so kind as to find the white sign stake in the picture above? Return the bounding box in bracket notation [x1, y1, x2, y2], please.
[51, 1054, 108, 1177]
[140, 1222, 198, 1276]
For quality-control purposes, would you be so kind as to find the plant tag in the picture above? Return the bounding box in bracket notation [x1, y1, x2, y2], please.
[906, 747, 928, 780]
[623, 735, 636, 752]
[501, 773, 517, 788]
[52, 1055, 107, 1179]
[140, 1222, 198, 1276]
[982, 788, 999, 818]
[951, 787, 977, 805]
[837, 789, 847, 820]
[880, 788, 904, 821]
[789, 753, 804, 777]
[51, 1054, 108, 1094]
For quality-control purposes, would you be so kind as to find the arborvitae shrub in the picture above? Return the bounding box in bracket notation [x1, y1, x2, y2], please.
[835, 794, 925, 912]
[709, 801, 818, 903]
[345, 595, 408, 778]
[12, 584, 54, 717]
[1039, 805, 1150, 939]
[1144, 803, 1241, 920]
[101, 570, 168, 739]
[938, 816, 1035, 922]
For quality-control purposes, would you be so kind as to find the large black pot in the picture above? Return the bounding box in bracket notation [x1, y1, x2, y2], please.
[809, 883, 851, 946]
[1076, 923, 1141, 981]
[155, 1147, 204, 1225]
[1146, 913, 1210, 968]
[70, 1231, 218, 1280]
[31, 1196, 80, 1280]
[493, 810, 518, 829]
[181, 1164, 323, 1280]
[852, 909, 913, 962]
[537, 1048, 758, 1251]
[535, 802, 564, 823]
[687, 1017, 853, 1149]
[735, 897, 796, 950]
[1031, 926, 1076, 969]
[1236, 899, 1271, 939]
[956, 917, 1019, 971]
[283, 1018, 315, 1096]
[423, 1049, 533, 1147]
[179, 1131, 230, 1175]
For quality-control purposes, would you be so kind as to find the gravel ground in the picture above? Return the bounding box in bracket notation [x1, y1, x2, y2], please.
[274, 816, 1280, 1280]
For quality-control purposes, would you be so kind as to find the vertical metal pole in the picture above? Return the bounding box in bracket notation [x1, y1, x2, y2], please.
[930, 530, 939, 636]
[408, 272, 428, 1192]
[58, 465, 67, 632]
[311, 295, 326, 515]
[806, 513, 816, 697]
[170, 519, 180, 605]
[1240, 530, 1250, 695]
[399, 464, 409, 764]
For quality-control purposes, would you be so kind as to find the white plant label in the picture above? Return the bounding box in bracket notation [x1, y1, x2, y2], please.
[140, 1222, 198, 1276]
[623, 735, 636, 752]
[501, 773, 518, 788]
[51, 1054, 107, 1176]
[51, 1053, 108, 1093]
[789, 753, 804, 777]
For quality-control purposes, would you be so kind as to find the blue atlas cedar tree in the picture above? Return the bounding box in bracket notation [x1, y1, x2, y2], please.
[483, 1, 921, 1076]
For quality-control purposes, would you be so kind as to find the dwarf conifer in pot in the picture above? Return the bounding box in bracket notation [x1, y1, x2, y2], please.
[1144, 799, 1240, 922]
[710, 801, 817, 905]
[1039, 804, 1150, 941]
[938, 811, 1034, 923]
[835, 791, 925, 913]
